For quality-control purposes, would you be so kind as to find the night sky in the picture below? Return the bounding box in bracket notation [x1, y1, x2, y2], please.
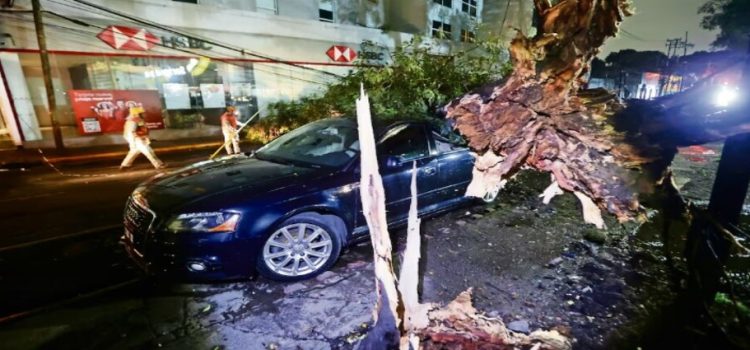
[600, 0, 718, 57]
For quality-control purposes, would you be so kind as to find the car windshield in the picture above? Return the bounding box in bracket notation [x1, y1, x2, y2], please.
[255, 120, 360, 168]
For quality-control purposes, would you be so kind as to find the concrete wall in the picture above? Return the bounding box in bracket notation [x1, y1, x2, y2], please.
[384, 0, 428, 34]
[481, 0, 534, 41]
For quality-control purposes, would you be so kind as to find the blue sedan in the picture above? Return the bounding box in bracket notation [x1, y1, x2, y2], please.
[122, 118, 476, 281]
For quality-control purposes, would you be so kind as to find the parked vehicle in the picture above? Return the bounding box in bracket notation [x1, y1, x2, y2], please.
[122, 118, 476, 281]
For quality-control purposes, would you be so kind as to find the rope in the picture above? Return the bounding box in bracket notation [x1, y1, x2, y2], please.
[37, 148, 117, 178]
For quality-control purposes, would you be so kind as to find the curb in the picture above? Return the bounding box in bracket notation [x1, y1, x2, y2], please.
[46, 142, 222, 163]
[0, 142, 223, 168]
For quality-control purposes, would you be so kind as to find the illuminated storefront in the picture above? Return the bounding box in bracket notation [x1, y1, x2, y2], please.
[0, 1, 386, 148]
[0, 46, 260, 147]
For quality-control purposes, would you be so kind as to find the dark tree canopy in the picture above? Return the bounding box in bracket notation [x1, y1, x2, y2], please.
[604, 49, 668, 73]
[699, 0, 750, 51]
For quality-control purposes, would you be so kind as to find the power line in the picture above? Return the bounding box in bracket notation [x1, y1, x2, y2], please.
[620, 29, 660, 43]
[64, 0, 344, 79]
[0, 11, 332, 87]
[43, 0, 342, 83]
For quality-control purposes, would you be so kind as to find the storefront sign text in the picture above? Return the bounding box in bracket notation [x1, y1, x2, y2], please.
[162, 36, 213, 50]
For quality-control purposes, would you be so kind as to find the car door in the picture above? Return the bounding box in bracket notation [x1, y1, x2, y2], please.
[350, 123, 442, 231]
[376, 123, 443, 224]
[429, 126, 475, 204]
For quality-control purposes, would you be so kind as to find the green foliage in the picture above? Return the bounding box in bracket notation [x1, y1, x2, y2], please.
[249, 37, 512, 142]
[699, 0, 750, 51]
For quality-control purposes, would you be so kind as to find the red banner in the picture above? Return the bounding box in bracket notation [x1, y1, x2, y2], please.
[69, 90, 165, 135]
[68, 90, 164, 135]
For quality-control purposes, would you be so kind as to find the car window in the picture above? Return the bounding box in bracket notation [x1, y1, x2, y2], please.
[433, 132, 459, 153]
[378, 124, 429, 160]
[256, 120, 359, 168]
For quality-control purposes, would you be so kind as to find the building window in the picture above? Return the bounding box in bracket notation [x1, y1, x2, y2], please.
[319, 0, 334, 22]
[431, 20, 451, 39]
[461, 0, 477, 17]
[319, 9, 334, 22]
[461, 29, 475, 42]
[256, 0, 278, 15]
[173, 0, 198, 3]
[433, 0, 452, 7]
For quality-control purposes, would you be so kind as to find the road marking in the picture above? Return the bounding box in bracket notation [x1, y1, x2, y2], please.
[0, 223, 122, 252]
[0, 191, 65, 203]
[0, 278, 140, 324]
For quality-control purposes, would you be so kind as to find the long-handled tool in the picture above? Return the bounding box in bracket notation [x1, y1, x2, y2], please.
[209, 110, 261, 160]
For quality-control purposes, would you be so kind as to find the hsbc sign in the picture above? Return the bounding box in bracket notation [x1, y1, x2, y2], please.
[326, 45, 357, 63]
[97, 26, 158, 51]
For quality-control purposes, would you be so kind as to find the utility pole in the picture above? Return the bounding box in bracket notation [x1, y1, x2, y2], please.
[675, 32, 694, 91]
[682, 31, 693, 57]
[31, 0, 64, 149]
[665, 38, 680, 58]
[661, 39, 680, 96]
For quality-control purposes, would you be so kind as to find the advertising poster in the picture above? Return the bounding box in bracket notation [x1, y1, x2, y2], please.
[68, 90, 165, 135]
[163, 83, 191, 110]
[200, 83, 226, 108]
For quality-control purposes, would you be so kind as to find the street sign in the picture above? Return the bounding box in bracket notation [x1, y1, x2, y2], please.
[326, 45, 357, 63]
[97, 26, 159, 51]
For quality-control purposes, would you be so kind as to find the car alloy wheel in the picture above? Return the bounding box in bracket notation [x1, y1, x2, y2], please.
[262, 223, 334, 277]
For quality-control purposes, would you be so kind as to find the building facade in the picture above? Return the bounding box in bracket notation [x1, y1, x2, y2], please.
[0, 0, 531, 149]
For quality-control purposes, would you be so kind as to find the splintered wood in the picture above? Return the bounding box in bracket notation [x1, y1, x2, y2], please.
[357, 86, 570, 350]
[419, 289, 570, 350]
[356, 85, 401, 347]
[446, 0, 642, 226]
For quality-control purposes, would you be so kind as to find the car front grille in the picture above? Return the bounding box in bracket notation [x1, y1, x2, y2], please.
[124, 196, 156, 247]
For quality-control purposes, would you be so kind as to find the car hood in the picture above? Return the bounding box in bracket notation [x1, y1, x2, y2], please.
[137, 156, 324, 212]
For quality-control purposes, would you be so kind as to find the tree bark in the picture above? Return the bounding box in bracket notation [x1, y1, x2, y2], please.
[446, 0, 750, 224]
[446, 0, 643, 225]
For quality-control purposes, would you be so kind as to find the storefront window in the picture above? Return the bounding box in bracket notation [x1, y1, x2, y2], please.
[12, 52, 258, 147]
[0, 109, 14, 149]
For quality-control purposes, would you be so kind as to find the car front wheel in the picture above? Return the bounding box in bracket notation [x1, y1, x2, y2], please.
[257, 214, 343, 281]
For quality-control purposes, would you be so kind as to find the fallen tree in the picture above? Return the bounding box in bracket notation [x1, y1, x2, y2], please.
[445, 0, 750, 226]
[358, 0, 750, 348]
[356, 86, 570, 350]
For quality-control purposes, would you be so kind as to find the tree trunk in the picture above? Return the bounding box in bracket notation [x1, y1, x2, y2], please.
[446, 0, 750, 225]
[356, 86, 402, 349]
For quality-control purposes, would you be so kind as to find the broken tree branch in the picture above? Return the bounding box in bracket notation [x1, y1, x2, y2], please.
[447, 0, 640, 224]
[447, 0, 750, 226]
[357, 85, 571, 349]
[357, 85, 401, 348]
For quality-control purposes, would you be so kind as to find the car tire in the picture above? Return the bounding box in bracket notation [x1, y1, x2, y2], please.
[256, 213, 344, 282]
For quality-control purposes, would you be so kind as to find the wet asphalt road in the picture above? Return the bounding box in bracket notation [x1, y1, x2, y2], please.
[0, 149, 377, 349]
[0, 152, 208, 317]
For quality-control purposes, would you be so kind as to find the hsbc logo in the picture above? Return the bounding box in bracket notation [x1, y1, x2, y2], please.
[326, 45, 357, 63]
[97, 26, 158, 51]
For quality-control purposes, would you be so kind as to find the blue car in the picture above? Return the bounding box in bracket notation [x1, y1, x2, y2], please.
[122, 118, 477, 281]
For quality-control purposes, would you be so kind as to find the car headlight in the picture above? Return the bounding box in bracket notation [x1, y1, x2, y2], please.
[714, 85, 740, 108]
[167, 212, 241, 233]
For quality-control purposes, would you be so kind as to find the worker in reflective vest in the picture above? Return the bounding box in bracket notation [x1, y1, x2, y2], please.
[220, 106, 241, 155]
[120, 106, 165, 170]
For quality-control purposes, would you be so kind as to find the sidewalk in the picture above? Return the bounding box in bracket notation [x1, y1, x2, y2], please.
[0, 138, 260, 168]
